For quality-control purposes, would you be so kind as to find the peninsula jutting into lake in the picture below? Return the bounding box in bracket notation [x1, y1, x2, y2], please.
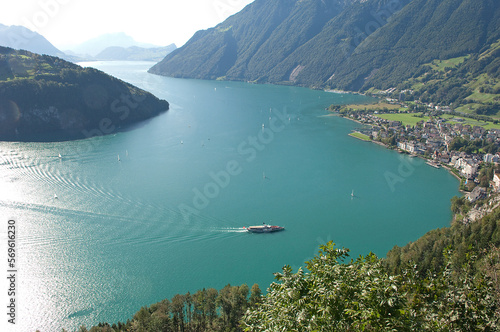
[0, 47, 169, 142]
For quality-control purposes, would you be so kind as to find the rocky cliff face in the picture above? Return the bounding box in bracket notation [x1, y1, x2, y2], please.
[460, 193, 500, 225]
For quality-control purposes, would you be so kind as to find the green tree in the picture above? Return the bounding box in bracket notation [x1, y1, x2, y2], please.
[249, 283, 262, 307]
[243, 243, 412, 331]
[216, 284, 249, 330]
[243, 241, 499, 331]
[479, 163, 495, 188]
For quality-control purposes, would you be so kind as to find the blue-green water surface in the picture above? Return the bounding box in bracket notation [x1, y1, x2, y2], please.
[0, 62, 459, 331]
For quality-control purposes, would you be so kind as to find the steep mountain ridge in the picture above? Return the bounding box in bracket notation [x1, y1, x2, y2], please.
[149, 0, 350, 80]
[228, 0, 346, 80]
[333, 0, 500, 90]
[150, 0, 500, 92]
[265, 0, 412, 86]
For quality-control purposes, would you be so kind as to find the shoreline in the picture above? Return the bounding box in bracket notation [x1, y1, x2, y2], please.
[349, 131, 371, 142]
[338, 113, 464, 192]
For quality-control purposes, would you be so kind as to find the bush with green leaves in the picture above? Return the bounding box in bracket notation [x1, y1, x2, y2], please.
[242, 242, 499, 331]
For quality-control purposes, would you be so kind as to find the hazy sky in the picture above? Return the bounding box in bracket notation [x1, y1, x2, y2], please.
[0, 0, 254, 49]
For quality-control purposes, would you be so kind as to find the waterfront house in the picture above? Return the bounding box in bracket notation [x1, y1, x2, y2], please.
[451, 155, 459, 165]
[398, 142, 417, 154]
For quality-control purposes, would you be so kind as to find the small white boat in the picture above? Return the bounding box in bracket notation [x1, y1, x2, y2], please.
[58, 153, 62, 159]
[54, 194, 58, 199]
[117, 154, 121, 162]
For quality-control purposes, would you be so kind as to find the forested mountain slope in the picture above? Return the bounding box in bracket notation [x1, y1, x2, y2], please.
[150, 0, 500, 93]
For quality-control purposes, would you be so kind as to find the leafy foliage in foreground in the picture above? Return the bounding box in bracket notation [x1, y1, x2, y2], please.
[242, 242, 499, 331]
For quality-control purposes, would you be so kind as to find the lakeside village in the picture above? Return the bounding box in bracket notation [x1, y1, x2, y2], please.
[332, 98, 500, 211]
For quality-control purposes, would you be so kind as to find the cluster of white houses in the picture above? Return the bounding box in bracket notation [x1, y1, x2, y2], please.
[346, 111, 500, 198]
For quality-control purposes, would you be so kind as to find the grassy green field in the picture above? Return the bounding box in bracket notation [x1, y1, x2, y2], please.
[349, 132, 371, 141]
[465, 92, 498, 104]
[455, 103, 487, 116]
[343, 102, 402, 111]
[372, 112, 500, 130]
[429, 55, 469, 71]
[375, 113, 429, 127]
[440, 114, 500, 130]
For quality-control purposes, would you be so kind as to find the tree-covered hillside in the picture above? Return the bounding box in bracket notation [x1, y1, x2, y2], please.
[331, 0, 500, 90]
[150, 0, 500, 98]
[0, 47, 169, 141]
[149, 0, 352, 81]
[386, 40, 500, 117]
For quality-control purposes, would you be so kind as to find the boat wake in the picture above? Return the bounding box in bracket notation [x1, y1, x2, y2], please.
[215, 227, 248, 233]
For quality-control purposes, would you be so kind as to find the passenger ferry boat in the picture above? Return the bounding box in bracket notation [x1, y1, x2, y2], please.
[244, 223, 285, 233]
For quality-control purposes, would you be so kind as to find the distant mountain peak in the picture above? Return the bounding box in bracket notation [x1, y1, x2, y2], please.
[0, 23, 65, 58]
[95, 44, 177, 62]
[66, 32, 161, 57]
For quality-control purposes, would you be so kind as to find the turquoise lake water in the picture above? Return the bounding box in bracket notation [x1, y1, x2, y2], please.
[0, 61, 460, 331]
